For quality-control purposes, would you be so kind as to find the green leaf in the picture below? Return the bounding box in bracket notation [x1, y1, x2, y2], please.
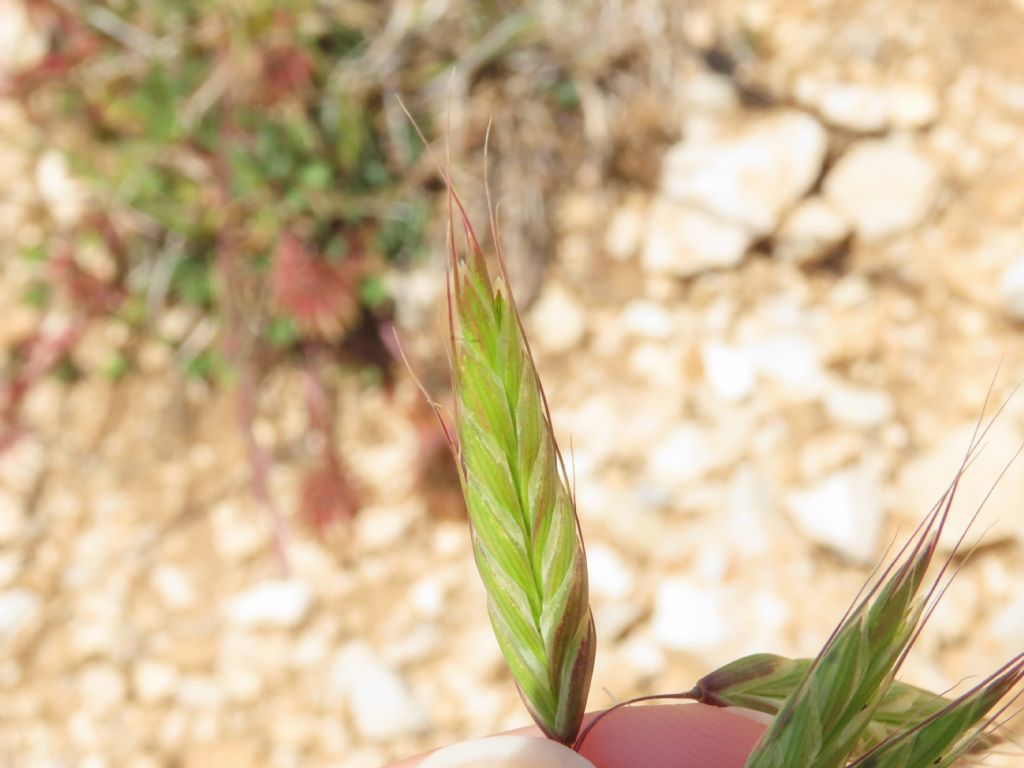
[184, 348, 225, 381]
[23, 281, 50, 309]
[377, 203, 426, 261]
[550, 78, 579, 109]
[20, 244, 47, 263]
[104, 352, 131, 381]
[334, 95, 370, 175]
[171, 255, 215, 309]
[265, 316, 301, 348]
[52, 356, 80, 384]
[299, 162, 332, 189]
[359, 274, 389, 310]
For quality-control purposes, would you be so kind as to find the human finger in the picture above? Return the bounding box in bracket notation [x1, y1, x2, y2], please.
[386, 703, 767, 768]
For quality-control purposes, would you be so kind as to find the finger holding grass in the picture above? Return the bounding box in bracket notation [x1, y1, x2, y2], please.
[386, 703, 769, 768]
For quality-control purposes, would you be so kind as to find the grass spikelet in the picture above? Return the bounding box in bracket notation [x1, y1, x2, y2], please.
[741, 387, 1024, 768]
[438, 154, 595, 744]
[849, 653, 1024, 768]
[692, 654, 955, 754]
[743, 471, 962, 768]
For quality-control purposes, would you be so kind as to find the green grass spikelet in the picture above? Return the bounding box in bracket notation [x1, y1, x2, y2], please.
[443, 180, 595, 745]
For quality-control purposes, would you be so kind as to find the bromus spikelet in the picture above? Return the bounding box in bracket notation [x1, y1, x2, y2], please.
[689, 653, 960, 754]
[849, 653, 1024, 768]
[433, 156, 595, 744]
[743, 411, 1024, 768]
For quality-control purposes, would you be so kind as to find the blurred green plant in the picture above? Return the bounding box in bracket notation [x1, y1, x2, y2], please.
[8, 0, 605, 560]
[8, 0, 460, 545]
[15, 1, 430, 341]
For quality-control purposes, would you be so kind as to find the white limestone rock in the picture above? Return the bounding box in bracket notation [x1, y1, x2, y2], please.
[643, 198, 753, 277]
[133, 660, 180, 704]
[586, 544, 635, 600]
[0, 588, 40, 643]
[150, 565, 197, 611]
[999, 257, 1024, 321]
[796, 78, 939, 131]
[824, 139, 941, 241]
[330, 641, 430, 741]
[35, 150, 87, 226]
[77, 664, 128, 716]
[817, 82, 890, 133]
[991, 591, 1024, 649]
[0, 553, 20, 588]
[823, 381, 895, 429]
[887, 83, 941, 129]
[621, 301, 675, 340]
[701, 342, 758, 402]
[210, 500, 270, 563]
[409, 578, 447, 620]
[774, 197, 851, 265]
[651, 578, 728, 652]
[747, 334, 828, 400]
[0, 0, 47, 74]
[604, 198, 647, 261]
[785, 464, 885, 564]
[0, 489, 25, 545]
[226, 580, 315, 629]
[646, 423, 723, 488]
[661, 110, 828, 236]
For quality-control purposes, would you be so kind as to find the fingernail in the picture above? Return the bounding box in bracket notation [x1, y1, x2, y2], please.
[419, 735, 597, 768]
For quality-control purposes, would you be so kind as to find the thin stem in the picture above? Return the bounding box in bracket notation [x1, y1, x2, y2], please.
[573, 690, 701, 752]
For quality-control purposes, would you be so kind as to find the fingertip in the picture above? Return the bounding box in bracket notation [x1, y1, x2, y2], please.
[387, 703, 765, 768]
[576, 703, 766, 768]
[417, 735, 596, 768]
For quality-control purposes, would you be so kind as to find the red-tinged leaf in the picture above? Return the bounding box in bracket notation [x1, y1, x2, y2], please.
[270, 233, 363, 342]
[262, 46, 315, 101]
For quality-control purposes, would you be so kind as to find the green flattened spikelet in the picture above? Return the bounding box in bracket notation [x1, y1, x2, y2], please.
[444, 189, 595, 745]
[692, 654, 956, 754]
[743, 417, 1023, 768]
[743, 478, 956, 768]
[849, 653, 1024, 768]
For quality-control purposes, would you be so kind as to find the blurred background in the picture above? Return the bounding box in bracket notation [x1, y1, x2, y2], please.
[2, 0, 1024, 766]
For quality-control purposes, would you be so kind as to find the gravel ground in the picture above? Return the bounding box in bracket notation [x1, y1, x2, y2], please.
[3, 1, 1024, 767]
